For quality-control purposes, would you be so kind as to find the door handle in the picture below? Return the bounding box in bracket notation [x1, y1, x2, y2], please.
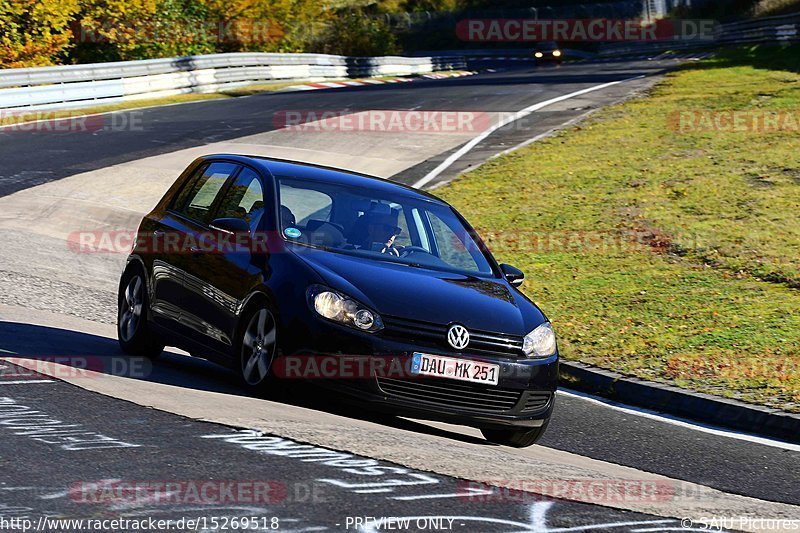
[190, 246, 202, 254]
[153, 229, 166, 237]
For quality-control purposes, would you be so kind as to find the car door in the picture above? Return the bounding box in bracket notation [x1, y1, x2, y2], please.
[179, 165, 271, 354]
[151, 161, 240, 335]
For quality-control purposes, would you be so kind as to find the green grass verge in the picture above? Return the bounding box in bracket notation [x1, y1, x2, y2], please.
[435, 45, 800, 411]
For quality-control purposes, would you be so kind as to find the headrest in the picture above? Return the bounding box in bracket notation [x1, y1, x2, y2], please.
[353, 199, 392, 216]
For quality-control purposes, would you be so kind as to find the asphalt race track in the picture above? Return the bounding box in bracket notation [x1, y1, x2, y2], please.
[0, 358, 692, 532]
[1, 57, 798, 532]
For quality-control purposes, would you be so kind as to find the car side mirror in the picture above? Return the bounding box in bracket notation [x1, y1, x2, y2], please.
[500, 263, 525, 287]
[210, 217, 251, 234]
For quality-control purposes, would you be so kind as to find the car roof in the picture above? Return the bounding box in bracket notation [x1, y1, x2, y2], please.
[200, 154, 446, 204]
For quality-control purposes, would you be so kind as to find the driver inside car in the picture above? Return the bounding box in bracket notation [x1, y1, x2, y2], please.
[349, 211, 403, 256]
[368, 220, 402, 256]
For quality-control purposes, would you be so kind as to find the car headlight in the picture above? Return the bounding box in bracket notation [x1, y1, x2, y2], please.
[522, 322, 557, 358]
[534, 52, 544, 58]
[308, 285, 383, 333]
[552, 50, 562, 57]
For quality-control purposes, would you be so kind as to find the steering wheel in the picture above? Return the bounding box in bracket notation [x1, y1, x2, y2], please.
[399, 246, 432, 258]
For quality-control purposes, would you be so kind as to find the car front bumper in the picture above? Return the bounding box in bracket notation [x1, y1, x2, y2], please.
[278, 317, 559, 430]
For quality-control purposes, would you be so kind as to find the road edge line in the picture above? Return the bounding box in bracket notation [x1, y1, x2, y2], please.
[559, 360, 800, 445]
[411, 74, 645, 189]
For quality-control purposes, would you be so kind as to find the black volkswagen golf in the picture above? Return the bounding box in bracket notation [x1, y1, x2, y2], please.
[118, 154, 558, 447]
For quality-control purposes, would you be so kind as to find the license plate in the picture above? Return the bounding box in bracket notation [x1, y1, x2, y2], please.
[411, 353, 499, 386]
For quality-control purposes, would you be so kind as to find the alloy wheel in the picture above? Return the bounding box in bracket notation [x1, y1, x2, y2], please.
[241, 308, 277, 386]
[119, 275, 143, 342]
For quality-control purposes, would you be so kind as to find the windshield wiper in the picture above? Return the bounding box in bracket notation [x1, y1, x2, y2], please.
[373, 256, 423, 269]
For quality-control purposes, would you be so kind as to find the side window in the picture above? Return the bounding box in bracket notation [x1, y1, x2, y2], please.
[279, 183, 333, 229]
[171, 163, 208, 212]
[177, 162, 238, 223]
[215, 167, 265, 230]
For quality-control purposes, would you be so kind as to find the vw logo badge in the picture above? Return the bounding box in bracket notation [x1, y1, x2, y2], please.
[447, 324, 470, 350]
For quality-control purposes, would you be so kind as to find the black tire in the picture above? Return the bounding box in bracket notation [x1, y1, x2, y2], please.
[481, 419, 549, 448]
[237, 302, 279, 392]
[117, 267, 164, 359]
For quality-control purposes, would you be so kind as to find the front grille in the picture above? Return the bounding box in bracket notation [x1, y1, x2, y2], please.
[382, 315, 524, 356]
[521, 392, 552, 414]
[376, 376, 523, 414]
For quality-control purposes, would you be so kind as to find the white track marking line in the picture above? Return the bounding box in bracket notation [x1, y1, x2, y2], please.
[558, 388, 800, 452]
[0, 379, 55, 385]
[412, 75, 645, 188]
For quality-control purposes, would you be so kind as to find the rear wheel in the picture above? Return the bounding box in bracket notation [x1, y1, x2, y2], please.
[238, 305, 278, 391]
[481, 419, 549, 448]
[117, 269, 164, 358]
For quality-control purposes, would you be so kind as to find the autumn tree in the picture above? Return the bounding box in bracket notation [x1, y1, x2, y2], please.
[315, 8, 398, 56]
[74, 0, 217, 62]
[0, 0, 80, 67]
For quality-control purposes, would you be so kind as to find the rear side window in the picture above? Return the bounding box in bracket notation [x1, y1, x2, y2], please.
[215, 167, 265, 231]
[171, 163, 208, 211]
[176, 162, 238, 223]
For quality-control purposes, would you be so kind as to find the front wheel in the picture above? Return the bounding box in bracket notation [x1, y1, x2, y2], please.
[238, 305, 279, 391]
[481, 419, 549, 448]
[117, 269, 164, 358]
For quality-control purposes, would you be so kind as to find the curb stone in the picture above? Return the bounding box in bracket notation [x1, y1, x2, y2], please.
[559, 360, 800, 444]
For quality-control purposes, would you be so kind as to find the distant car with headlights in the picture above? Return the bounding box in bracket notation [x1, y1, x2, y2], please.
[533, 41, 563, 63]
[117, 155, 559, 447]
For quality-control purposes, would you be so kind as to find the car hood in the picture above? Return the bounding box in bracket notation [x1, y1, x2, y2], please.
[291, 246, 546, 335]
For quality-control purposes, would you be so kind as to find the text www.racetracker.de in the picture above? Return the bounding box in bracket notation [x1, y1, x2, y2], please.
[0, 515, 281, 532]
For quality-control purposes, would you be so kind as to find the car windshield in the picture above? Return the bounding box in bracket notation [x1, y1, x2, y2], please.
[277, 176, 495, 276]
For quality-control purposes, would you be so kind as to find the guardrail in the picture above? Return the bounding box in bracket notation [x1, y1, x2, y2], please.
[597, 38, 711, 56]
[598, 11, 800, 56]
[715, 11, 800, 44]
[0, 53, 466, 112]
